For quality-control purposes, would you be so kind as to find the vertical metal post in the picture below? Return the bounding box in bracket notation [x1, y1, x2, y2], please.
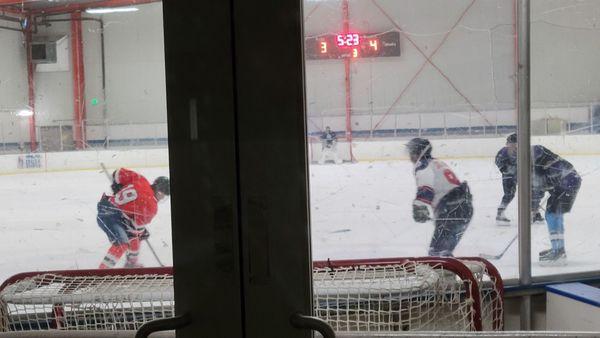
[130, 121, 134, 147]
[443, 113, 447, 137]
[468, 112, 472, 135]
[590, 105, 594, 134]
[59, 121, 64, 151]
[418, 114, 422, 137]
[71, 12, 87, 150]
[105, 119, 110, 148]
[82, 119, 87, 148]
[25, 18, 38, 152]
[495, 111, 499, 135]
[342, 0, 354, 161]
[517, 0, 532, 330]
[1, 121, 5, 152]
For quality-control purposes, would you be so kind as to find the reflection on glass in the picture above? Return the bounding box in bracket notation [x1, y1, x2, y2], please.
[304, 0, 518, 278]
[0, 1, 170, 282]
[531, 0, 600, 276]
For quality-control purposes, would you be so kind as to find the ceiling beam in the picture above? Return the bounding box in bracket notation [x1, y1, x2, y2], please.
[0, 0, 160, 15]
[31, 0, 160, 15]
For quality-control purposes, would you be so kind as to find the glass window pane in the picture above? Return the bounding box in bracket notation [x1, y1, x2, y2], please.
[531, 0, 599, 276]
[304, 0, 519, 281]
[0, 1, 171, 282]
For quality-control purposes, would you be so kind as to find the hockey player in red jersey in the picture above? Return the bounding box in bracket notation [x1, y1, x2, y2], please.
[97, 168, 170, 268]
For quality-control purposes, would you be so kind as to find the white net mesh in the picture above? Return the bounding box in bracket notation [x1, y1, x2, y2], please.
[0, 258, 502, 332]
[459, 258, 504, 331]
[313, 258, 484, 332]
[0, 272, 174, 331]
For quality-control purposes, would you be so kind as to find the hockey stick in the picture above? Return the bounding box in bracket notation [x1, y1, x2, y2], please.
[144, 239, 165, 267]
[479, 234, 517, 260]
[99, 162, 165, 267]
[481, 193, 551, 260]
[100, 162, 112, 182]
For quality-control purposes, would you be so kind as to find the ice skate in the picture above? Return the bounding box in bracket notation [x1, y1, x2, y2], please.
[539, 248, 567, 266]
[124, 261, 144, 268]
[496, 209, 510, 226]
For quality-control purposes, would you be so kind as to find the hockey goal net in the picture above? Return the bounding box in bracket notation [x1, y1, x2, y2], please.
[0, 257, 503, 332]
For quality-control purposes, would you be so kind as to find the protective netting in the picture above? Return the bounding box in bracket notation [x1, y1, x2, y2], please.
[459, 258, 504, 331]
[0, 258, 502, 332]
[313, 257, 499, 332]
[313, 261, 472, 331]
[0, 272, 174, 331]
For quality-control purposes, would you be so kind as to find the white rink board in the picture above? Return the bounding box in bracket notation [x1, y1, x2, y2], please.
[309, 135, 600, 162]
[546, 283, 600, 331]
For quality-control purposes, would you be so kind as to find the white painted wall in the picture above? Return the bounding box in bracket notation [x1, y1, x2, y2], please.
[31, 2, 166, 129]
[304, 0, 600, 133]
[304, 0, 516, 124]
[0, 23, 29, 144]
[102, 3, 167, 125]
[34, 17, 74, 126]
[532, 0, 600, 109]
[0, 2, 166, 148]
[3, 0, 600, 143]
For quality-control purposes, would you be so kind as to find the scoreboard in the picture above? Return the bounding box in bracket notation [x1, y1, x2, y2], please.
[305, 31, 400, 60]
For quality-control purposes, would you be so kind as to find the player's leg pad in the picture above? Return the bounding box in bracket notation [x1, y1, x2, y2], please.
[125, 237, 142, 268]
[99, 243, 128, 269]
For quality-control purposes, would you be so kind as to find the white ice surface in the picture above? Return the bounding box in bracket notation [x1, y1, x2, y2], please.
[309, 156, 600, 280]
[1, 156, 599, 284]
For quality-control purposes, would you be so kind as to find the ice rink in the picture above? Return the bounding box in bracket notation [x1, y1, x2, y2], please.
[1, 155, 599, 283]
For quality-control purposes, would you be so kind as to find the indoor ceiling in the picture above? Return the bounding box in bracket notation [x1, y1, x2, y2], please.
[0, 0, 157, 15]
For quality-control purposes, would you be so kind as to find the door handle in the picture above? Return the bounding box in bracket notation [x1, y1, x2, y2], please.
[135, 313, 192, 338]
[290, 313, 335, 338]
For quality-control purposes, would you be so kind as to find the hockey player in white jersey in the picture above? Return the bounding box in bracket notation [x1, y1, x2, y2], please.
[407, 138, 473, 257]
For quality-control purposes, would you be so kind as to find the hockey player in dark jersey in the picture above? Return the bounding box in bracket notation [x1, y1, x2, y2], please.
[407, 138, 473, 257]
[531, 145, 581, 265]
[318, 126, 342, 164]
[495, 133, 544, 225]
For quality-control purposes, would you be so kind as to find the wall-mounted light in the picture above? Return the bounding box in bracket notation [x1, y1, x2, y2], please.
[85, 7, 139, 14]
[16, 109, 33, 117]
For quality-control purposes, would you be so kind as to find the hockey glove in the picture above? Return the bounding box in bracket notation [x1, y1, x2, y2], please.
[111, 182, 123, 194]
[413, 204, 430, 223]
[139, 228, 150, 240]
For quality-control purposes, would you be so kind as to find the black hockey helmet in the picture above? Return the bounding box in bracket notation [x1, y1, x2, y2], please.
[406, 137, 432, 159]
[506, 133, 517, 144]
[152, 176, 170, 196]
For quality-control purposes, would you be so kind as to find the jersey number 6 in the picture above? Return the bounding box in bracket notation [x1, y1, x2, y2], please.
[443, 169, 460, 185]
[114, 185, 138, 205]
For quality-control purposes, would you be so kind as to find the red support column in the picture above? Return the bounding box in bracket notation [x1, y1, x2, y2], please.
[342, 0, 355, 161]
[71, 12, 86, 149]
[25, 18, 37, 152]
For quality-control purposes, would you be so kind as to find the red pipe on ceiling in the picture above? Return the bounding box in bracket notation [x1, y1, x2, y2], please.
[31, 0, 159, 15]
[0, 0, 159, 15]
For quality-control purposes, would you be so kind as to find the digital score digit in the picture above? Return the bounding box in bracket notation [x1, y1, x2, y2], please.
[305, 31, 400, 60]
